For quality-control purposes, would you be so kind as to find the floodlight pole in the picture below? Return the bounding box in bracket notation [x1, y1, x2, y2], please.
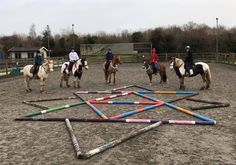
[72, 24, 75, 48]
[216, 18, 219, 62]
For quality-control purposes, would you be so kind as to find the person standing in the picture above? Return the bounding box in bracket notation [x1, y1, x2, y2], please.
[68, 48, 79, 72]
[184, 45, 194, 76]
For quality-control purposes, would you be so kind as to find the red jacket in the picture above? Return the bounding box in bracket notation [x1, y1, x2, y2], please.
[150, 49, 158, 63]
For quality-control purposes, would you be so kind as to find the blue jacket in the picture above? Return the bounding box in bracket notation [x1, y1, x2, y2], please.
[106, 52, 113, 61]
[35, 54, 43, 65]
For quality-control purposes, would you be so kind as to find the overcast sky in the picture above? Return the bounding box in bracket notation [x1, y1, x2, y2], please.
[0, 0, 236, 36]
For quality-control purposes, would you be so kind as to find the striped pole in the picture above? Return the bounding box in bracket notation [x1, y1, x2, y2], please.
[111, 85, 135, 91]
[110, 102, 164, 119]
[23, 96, 78, 102]
[135, 92, 215, 122]
[23, 102, 85, 117]
[134, 85, 153, 91]
[15, 117, 216, 125]
[137, 90, 198, 94]
[78, 121, 162, 159]
[74, 92, 108, 119]
[89, 100, 162, 105]
[86, 91, 133, 101]
[22, 101, 49, 109]
[65, 119, 82, 157]
[75, 91, 126, 94]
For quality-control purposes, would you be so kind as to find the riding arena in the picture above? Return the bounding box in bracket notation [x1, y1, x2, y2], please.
[1, 46, 236, 164]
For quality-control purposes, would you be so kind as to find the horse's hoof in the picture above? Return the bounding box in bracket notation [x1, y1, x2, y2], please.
[67, 85, 71, 87]
[200, 86, 205, 90]
[180, 86, 185, 90]
[60, 84, 63, 88]
[40, 90, 44, 93]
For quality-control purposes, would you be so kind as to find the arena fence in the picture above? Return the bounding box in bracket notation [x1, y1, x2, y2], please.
[0, 52, 235, 77]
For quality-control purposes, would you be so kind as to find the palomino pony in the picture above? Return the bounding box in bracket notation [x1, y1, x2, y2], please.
[103, 55, 121, 84]
[60, 58, 88, 88]
[23, 60, 54, 93]
[142, 56, 167, 85]
[169, 57, 211, 90]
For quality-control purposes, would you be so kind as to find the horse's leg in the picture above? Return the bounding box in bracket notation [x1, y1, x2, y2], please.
[113, 73, 116, 84]
[159, 72, 163, 84]
[149, 74, 152, 85]
[108, 73, 111, 84]
[66, 74, 70, 87]
[73, 77, 76, 88]
[24, 76, 31, 92]
[179, 77, 185, 90]
[60, 74, 64, 87]
[200, 74, 206, 90]
[40, 78, 45, 93]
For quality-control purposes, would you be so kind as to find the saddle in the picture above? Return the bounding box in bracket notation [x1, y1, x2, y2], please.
[151, 63, 160, 74]
[30, 65, 40, 79]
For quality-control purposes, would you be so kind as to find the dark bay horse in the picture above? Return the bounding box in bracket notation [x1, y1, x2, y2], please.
[169, 57, 211, 90]
[60, 58, 88, 88]
[142, 56, 167, 85]
[103, 55, 121, 84]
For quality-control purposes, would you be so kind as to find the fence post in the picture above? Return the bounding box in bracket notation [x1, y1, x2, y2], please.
[5, 59, 8, 75]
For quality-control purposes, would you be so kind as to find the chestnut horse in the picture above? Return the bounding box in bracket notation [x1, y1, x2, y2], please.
[23, 60, 54, 93]
[142, 56, 167, 85]
[103, 55, 121, 84]
[169, 57, 211, 90]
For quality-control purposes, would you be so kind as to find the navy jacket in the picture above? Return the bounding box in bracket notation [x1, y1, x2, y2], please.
[106, 52, 113, 61]
[184, 51, 193, 66]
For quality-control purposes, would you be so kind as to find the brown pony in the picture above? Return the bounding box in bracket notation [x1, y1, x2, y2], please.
[142, 56, 167, 85]
[103, 55, 121, 84]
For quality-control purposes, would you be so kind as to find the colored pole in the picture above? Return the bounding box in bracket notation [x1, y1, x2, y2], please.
[189, 104, 230, 110]
[15, 118, 216, 125]
[135, 92, 215, 122]
[22, 101, 49, 109]
[186, 97, 229, 105]
[111, 85, 135, 91]
[137, 90, 197, 94]
[134, 85, 153, 91]
[89, 100, 162, 105]
[110, 102, 164, 119]
[23, 102, 85, 117]
[23, 96, 78, 102]
[78, 121, 162, 159]
[75, 91, 125, 94]
[65, 119, 82, 157]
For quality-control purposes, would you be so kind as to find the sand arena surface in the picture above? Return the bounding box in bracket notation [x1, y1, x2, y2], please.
[0, 63, 236, 164]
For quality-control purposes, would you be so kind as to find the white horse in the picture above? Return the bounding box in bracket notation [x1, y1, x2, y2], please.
[60, 58, 88, 88]
[169, 57, 211, 90]
[23, 60, 54, 93]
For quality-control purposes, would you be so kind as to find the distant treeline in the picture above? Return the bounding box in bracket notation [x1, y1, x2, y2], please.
[0, 22, 236, 57]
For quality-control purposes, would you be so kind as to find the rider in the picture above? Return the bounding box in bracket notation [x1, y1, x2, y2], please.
[105, 48, 113, 71]
[68, 48, 79, 72]
[184, 45, 194, 76]
[150, 48, 159, 74]
[33, 50, 43, 77]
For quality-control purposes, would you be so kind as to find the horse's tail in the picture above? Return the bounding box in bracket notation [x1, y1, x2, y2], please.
[205, 67, 212, 84]
[161, 64, 167, 82]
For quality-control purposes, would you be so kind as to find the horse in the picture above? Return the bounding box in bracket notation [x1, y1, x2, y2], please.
[103, 55, 121, 84]
[169, 57, 211, 90]
[142, 56, 167, 85]
[60, 58, 88, 88]
[23, 60, 54, 93]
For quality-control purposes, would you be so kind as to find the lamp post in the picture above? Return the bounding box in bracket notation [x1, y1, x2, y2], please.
[47, 25, 50, 57]
[216, 18, 219, 62]
[72, 24, 75, 48]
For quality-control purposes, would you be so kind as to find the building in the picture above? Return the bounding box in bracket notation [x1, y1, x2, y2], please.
[8, 46, 48, 60]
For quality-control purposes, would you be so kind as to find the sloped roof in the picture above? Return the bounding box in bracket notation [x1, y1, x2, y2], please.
[8, 46, 48, 52]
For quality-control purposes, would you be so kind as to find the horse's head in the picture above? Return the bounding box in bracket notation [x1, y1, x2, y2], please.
[142, 55, 149, 69]
[47, 60, 54, 72]
[75, 58, 88, 70]
[81, 58, 89, 70]
[169, 57, 184, 70]
[113, 55, 121, 65]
